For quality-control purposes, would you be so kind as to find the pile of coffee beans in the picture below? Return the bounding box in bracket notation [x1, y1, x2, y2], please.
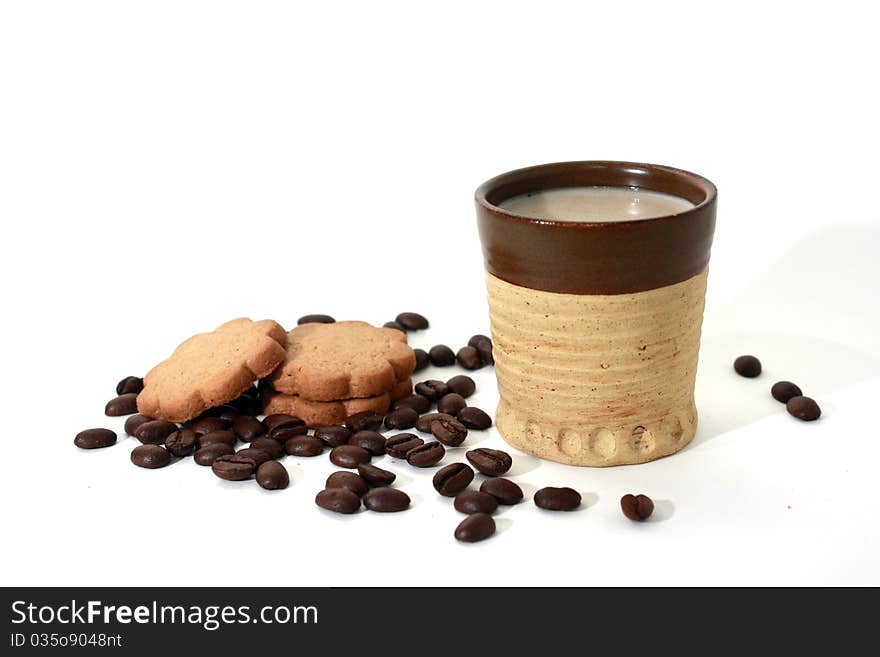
[733, 355, 822, 421]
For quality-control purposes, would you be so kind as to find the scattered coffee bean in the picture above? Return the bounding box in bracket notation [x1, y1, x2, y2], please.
[413, 348, 429, 373]
[385, 433, 424, 459]
[433, 463, 474, 497]
[446, 374, 476, 398]
[212, 454, 256, 480]
[285, 435, 325, 457]
[456, 346, 483, 370]
[457, 406, 492, 430]
[468, 334, 491, 348]
[363, 487, 410, 512]
[437, 393, 467, 416]
[534, 487, 581, 511]
[430, 417, 468, 447]
[330, 445, 372, 468]
[415, 412, 455, 433]
[134, 420, 179, 445]
[455, 512, 495, 542]
[620, 493, 654, 521]
[345, 411, 384, 432]
[392, 394, 431, 414]
[454, 490, 498, 515]
[786, 395, 821, 421]
[217, 408, 241, 424]
[734, 355, 762, 378]
[234, 447, 272, 467]
[357, 463, 396, 487]
[384, 406, 418, 431]
[326, 471, 369, 497]
[395, 312, 429, 330]
[428, 345, 456, 367]
[131, 444, 171, 469]
[263, 413, 306, 433]
[105, 393, 139, 417]
[232, 416, 266, 441]
[256, 461, 289, 490]
[383, 321, 406, 332]
[115, 376, 144, 395]
[269, 424, 310, 442]
[165, 428, 197, 457]
[414, 380, 450, 401]
[314, 425, 352, 448]
[406, 441, 445, 467]
[315, 488, 360, 514]
[466, 448, 511, 476]
[480, 478, 523, 505]
[249, 437, 284, 459]
[197, 430, 238, 448]
[74, 428, 117, 449]
[771, 381, 803, 403]
[298, 314, 335, 325]
[193, 443, 234, 465]
[468, 335, 494, 366]
[189, 416, 228, 435]
[124, 414, 153, 436]
[348, 430, 386, 455]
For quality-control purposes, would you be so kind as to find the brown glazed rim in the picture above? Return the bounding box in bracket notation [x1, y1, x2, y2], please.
[475, 160, 717, 294]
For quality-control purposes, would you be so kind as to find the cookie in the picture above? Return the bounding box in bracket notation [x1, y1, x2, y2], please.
[268, 321, 416, 401]
[137, 318, 287, 423]
[262, 378, 412, 427]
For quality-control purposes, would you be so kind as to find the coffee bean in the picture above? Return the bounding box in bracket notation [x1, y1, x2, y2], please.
[357, 463, 396, 487]
[298, 314, 335, 325]
[457, 406, 492, 430]
[131, 444, 171, 469]
[414, 380, 450, 401]
[348, 430, 386, 456]
[197, 430, 238, 448]
[456, 346, 483, 370]
[164, 429, 197, 457]
[345, 411, 384, 432]
[786, 395, 821, 421]
[363, 487, 410, 512]
[134, 420, 179, 445]
[189, 416, 229, 435]
[314, 425, 352, 448]
[326, 471, 369, 497]
[316, 488, 360, 514]
[232, 416, 266, 441]
[124, 414, 153, 436]
[384, 407, 419, 430]
[534, 487, 581, 511]
[212, 454, 256, 480]
[620, 493, 654, 521]
[406, 441, 445, 467]
[392, 394, 431, 414]
[270, 424, 310, 442]
[395, 312, 429, 331]
[468, 334, 491, 348]
[430, 417, 468, 447]
[480, 478, 523, 505]
[468, 336, 494, 366]
[383, 321, 406, 332]
[74, 428, 117, 449]
[734, 355, 762, 377]
[330, 445, 372, 468]
[454, 512, 495, 543]
[415, 412, 455, 433]
[249, 437, 284, 459]
[256, 461, 289, 490]
[466, 448, 511, 476]
[428, 345, 456, 367]
[413, 348, 429, 373]
[217, 408, 241, 424]
[263, 413, 306, 433]
[105, 393, 139, 416]
[446, 375, 476, 398]
[771, 381, 803, 403]
[285, 435, 324, 457]
[385, 433, 424, 459]
[454, 490, 498, 515]
[234, 447, 272, 467]
[437, 393, 467, 416]
[115, 376, 144, 395]
[193, 443, 234, 465]
[433, 463, 474, 497]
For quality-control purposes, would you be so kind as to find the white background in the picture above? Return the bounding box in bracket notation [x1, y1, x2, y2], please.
[1, 1, 878, 586]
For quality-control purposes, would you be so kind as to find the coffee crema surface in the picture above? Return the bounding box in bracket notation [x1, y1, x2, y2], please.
[498, 186, 694, 223]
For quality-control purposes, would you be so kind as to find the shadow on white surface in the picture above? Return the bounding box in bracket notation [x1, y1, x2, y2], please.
[494, 517, 513, 536]
[649, 499, 675, 523]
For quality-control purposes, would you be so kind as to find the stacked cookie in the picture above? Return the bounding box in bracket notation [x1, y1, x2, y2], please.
[261, 321, 417, 426]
